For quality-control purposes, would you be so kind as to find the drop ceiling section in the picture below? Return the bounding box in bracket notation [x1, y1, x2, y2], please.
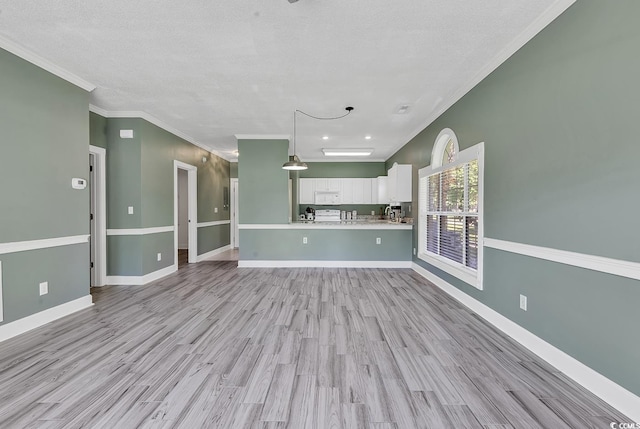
[0, 0, 570, 161]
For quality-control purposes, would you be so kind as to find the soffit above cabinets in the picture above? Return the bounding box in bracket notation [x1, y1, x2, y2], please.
[0, 0, 573, 161]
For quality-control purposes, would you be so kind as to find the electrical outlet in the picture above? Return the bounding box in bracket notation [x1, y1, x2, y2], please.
[128, 206, 134, 214]
[413, 247, 416, 255]
[39, 281, 48, 296]
[376, 237, 381, 244]
[371, 211, 375, 216]
[302, 237, 308, 244]
[157, 253, 162, 261]
[520, 294, 528, 311]
[214, 207, 218, 213]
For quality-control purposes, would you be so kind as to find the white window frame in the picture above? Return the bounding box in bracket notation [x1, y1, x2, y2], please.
[419, 140, 484, 290]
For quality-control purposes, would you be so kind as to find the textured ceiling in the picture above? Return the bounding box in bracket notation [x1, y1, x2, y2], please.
[0, 0, 570, 161]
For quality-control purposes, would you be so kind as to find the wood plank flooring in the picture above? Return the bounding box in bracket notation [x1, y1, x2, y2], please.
[0, 262, 629, 428]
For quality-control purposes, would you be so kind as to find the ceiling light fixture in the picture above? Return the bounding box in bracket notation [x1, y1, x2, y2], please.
[322, 148, 373, 157]
[283, 107, 354, 170]
[322, 136, 329, 140]
[365, 135, 372, 140]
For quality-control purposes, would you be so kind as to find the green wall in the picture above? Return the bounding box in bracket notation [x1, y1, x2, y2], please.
[240, 229, 411, 261]
[387, 0, 640, 395]
[237, 138, 290, 224]
[230, 162, 238, 179]
[91, 114, 231, 276]
[298, 162, 386, 178]
[0, 48, 90, 324]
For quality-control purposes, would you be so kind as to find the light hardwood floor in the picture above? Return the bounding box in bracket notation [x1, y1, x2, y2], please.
[0, 262, 629, 428]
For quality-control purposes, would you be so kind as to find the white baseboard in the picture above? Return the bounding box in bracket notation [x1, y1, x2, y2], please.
[106, 264, 177, 286]
[238, 260, 413, 268]
[411, 262, 640, 422]
[0, 295, 93, 343]
[197, 245, 232, 262]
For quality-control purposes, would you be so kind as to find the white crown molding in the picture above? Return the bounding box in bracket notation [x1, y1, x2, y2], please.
[239, 223, 412, 230]
[484, 238, 640, 281]
[197, 220, 231, 228]
[106, 226, 174, 236]
[411, 262, 640, 422]
[196, 244, 232, 262]
[0, 35, 96, 92]
[238, 260, 412, 268]
[234, 134, 290, 141]
[385, 0, 576, 160]
[106, 264, 177, 286]
[0, 235, 89, 255]
[0, 295, 93, 343]
[89, 104, 233, 162]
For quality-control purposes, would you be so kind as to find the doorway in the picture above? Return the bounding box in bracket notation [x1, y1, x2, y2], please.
[89, 145, 106, 286]
[230, 178, 239, 248]
[174, 161, 197, 267]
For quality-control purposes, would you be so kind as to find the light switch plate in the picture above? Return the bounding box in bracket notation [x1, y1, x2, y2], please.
[157, 253, 162, 261]
[39, 281, 48, 296]
[520, 294, 528, 311]
[128, 206, 134, 214]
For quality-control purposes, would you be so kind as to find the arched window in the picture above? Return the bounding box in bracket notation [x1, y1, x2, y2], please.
[418, 128, 484, 290]
[431, 128, 460, 168]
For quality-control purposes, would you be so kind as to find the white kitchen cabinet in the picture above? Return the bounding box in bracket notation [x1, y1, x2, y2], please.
[377, 176, 389, 204]
[341, 178, 354, 204]
[352, 178, 364, 204]
[371, 178, 379, 204]
[299, 178, 315, 204]
[387, 163, 412, 202]
[362, 179, 373, 204]
[315, 178, 341, 192]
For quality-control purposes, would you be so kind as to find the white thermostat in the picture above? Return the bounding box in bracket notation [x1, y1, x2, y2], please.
[71, 178, 87, 189]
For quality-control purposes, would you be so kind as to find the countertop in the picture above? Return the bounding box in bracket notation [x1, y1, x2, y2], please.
[239, 219, 413, 230]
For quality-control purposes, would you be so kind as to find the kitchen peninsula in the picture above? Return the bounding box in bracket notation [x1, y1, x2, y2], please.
[238, 219, 412, 267]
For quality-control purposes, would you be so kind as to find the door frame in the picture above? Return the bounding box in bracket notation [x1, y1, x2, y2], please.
[89, 145, 107, 286]
[173, 160, 198, 264]
[230, 178, 239, 248]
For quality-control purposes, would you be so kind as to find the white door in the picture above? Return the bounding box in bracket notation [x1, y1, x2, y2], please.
[89, 154, 96, 286]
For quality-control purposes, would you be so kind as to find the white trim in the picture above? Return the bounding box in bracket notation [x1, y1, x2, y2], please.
[230, 178, 239, 249]
[385, 0, 575, 160]
[0, 35, 96, 92]
[0, 261, 3, 323]
[485, 238, 640, 281]
[174, 161, 198, 265]
[0, 235, 89, 255]
[197, 220, 231, 228]
[431, 128, 459, 169]
[0, 295, 93, 343]
[411, 262, 640, 422]
[238, 223, 412, 230]
[197, 245, 232, 262]
[106, 226, 174, 236]
[88, 105, 232, 162]
[238, 260, 413, 268]
[234, 134, 290, 141]
[89, 145, 107, 287]
[106, 264, 177, 286]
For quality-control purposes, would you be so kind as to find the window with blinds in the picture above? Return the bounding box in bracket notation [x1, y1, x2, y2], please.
[418, 141, 484, 289]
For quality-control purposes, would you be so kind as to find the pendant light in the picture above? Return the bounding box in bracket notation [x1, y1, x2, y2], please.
[283, 110, 308, 170]
[282, 106, 354, 170]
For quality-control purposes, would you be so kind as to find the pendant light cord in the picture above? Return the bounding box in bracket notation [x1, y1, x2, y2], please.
[295, 107, 354, 121]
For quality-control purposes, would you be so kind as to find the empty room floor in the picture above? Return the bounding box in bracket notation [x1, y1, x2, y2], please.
[0, 262, 628, 428]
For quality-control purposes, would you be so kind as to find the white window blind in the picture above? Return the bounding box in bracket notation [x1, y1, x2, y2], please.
[419, 142, 484, 289]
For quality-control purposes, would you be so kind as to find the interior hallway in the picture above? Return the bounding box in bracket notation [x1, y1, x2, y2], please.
[0, 263, 628, 428]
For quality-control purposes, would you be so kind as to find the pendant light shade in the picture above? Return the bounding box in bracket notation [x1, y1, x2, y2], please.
[283, 110, 308, 171]
[282, 155, 308, 170]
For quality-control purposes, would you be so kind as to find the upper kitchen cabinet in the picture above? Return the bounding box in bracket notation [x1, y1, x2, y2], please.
[315, 178, 341, 192]
[299, 178, 315, 204]
[377, 176, 388, 204]
[387, 163, 412, 202]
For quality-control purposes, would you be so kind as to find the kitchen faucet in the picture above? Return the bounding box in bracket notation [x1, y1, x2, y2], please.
[385, 206, 391, 217]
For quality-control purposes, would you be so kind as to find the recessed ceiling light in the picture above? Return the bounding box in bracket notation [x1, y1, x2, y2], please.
[396, 104, 411, 114]
[322, 136, 329, 140]
[322, 148, 374, 157]
[365, 135, 372, 140]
